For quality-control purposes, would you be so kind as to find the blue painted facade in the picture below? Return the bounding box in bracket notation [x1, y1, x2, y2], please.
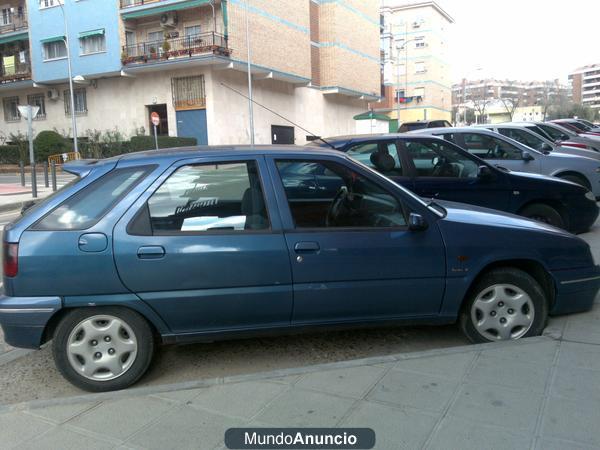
[28, 0, 122, 83]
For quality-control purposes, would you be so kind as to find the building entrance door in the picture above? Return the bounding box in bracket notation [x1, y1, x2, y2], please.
[271, 125, 295, 144]
[176, 109, 208, 145]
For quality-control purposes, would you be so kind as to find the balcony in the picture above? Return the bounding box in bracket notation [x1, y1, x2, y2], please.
[122, 32, 229, 65]
[121, 0, 172, 7]
[0, 60, 31, 84]
[0, 9, 27, 35]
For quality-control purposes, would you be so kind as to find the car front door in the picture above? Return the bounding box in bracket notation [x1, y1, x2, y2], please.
[451, 132, 542, 174]
[267, 155, 446, 325]
[112, 156, 293, 334]
[400, 138, 511, 211]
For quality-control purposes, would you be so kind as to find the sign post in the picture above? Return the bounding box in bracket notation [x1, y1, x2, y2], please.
[17, 105, 41, 198]
[151, 112, 160, 151]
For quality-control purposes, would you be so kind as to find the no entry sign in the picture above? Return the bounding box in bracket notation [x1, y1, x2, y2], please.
[151, 112, 160, 127]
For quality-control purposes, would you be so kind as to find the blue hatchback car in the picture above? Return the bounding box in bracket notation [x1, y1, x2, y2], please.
[1, 146, 599, 391]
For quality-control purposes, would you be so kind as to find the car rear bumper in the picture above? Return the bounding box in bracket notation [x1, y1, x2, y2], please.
[0, 296, 61, 349]
[550, 266, 600, 315]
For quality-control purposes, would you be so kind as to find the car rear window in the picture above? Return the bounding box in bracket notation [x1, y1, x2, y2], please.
[31, 167, 152, 231]
[399, 122, 427, 132]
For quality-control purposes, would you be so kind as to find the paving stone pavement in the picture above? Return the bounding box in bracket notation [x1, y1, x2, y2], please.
[0, 302, 598, 450]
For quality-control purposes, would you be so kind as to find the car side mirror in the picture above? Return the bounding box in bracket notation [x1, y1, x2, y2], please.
[541, 142, 552, 152]
[477, 165, 493, 180]
[522, 152, 534, 162]
[408, 212, 428, 231]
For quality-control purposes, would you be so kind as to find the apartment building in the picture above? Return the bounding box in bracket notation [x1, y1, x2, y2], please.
[569, 64, 600, 110]
[452, 79, 571, 109]
[1, 0, 380, 146]
[371, 0, 454, 130]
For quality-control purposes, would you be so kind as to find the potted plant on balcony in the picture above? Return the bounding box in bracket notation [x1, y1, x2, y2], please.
[162, 40, 171, 59]
[149, 46, 158, 60]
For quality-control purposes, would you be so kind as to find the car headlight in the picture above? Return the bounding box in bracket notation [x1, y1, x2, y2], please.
[585, 191, 596, 201]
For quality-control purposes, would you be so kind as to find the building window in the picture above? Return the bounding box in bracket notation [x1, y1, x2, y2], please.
[171, 75, 206, 110]
[64, 88, 87, 116]
[43, 40, 67, 60]
[3, 97, 20, 122]
[415, 37, 426, 48]
[80, 30, 106, 55]
[39, 0, 63, 9]
[1, 7, 12, 26]
[27, 94, 46, 120]
[415, 62, 426, 74]
[184, 25, 201, 37]
[414, 87, 425, 98]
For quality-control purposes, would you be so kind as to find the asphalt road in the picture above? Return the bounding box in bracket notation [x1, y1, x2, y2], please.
[0, 210, 599, 406]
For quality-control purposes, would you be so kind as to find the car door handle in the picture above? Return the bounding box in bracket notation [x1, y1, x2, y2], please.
[294, 241, 320, 253]
[137, 246, 165, 259]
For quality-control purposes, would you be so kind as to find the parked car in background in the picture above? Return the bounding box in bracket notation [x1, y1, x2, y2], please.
[551, 119, 600, 137]
[475, 123, 600, 160]
[575, 119, 600, 132]
[408, 127, 600, 196]
[398, 120, 452, 133]
[2, 146, 599, 392]
[313, 134, 599, 232]
[519, 122, 600, 152]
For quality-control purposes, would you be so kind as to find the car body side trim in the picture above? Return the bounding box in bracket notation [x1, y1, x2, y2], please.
[560, 275, 600, 285]
[0, 308, 56, 313]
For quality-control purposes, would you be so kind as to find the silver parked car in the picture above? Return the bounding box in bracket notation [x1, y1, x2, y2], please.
[475, 123, 600, 161]
[528, 122, 600, 151]
[409, 127, 600, 197]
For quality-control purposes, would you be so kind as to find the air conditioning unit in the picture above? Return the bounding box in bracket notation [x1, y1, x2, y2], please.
[160, 12, 178, 28]
[47, 89, 60, 101]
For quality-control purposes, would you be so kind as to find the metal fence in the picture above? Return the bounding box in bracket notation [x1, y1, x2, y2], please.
[0, 61, 31, 84]
[122, 32, 229, 64]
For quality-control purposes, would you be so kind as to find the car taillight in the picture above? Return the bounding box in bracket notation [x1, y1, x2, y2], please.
[3, 242, 18, 278]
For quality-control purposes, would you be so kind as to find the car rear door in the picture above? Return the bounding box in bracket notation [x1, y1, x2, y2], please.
[112, 155, 293, 335]
[266, 154, 446, 325]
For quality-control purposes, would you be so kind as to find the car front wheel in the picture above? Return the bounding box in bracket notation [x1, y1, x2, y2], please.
[520, 203, 565, 229]
[52, 307, 155, 392]
[460, 268, 548, 343]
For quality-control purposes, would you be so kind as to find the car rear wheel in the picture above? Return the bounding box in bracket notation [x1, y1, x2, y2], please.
[52, 307, 154, 392]
[558, 173, 591, 190]
[459, 268, 548, 343]
[520, 203, 565, 229]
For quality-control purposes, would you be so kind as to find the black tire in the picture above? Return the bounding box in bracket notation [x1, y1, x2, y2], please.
[52, 307, 155, 392]
[520, 203, 565, 229]
[558, 173, 591, 190]
[459, 268, 548, 343]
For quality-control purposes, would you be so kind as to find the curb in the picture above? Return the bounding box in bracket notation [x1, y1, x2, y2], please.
[0, 201, 26, 214]
[0, 335, 553, 413]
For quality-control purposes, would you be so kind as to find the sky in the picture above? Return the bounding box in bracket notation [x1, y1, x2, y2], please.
[438, 0, 599, 83]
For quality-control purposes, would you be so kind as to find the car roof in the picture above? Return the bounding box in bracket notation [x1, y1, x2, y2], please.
[407, 126, 500, 135]
[312, 133, 448, 148]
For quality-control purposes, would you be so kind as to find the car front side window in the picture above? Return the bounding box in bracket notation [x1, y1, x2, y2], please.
[462, 133, 523, 160]
[402, 140, 478, 179]
[276, 159, 406, 229]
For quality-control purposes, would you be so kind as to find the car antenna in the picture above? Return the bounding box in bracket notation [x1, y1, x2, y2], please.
[220, 82, 337, 149]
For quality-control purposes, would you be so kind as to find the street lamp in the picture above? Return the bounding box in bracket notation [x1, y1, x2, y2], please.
[395, 38, 419, 127]
[57, 0, 79, 154]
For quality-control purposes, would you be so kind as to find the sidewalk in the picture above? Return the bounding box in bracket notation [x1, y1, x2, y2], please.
[0, 301, 598, 450]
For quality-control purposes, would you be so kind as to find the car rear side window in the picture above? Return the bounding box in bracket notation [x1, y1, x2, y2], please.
[146, 161, 269, 233]
[32, 167, 151, 231]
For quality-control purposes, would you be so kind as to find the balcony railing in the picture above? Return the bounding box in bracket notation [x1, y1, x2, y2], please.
[0, 10, 28, 35]
[122, 32, 230, 65]
[120, 0, 170, 8]
[0, 60, 31, 84]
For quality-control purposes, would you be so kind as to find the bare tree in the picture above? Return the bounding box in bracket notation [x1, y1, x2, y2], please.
[470, 80, 489, 124]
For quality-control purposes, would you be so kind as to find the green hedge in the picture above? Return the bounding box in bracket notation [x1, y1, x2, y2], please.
[129, 136, 197, 151]
[0, 136, 198, 164]
[0, 145, 21, 164]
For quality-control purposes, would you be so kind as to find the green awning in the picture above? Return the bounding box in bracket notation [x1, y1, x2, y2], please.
[40, 35, 65, 44]
[79, 29, 105, 39]
[0, 31, 28, 45]
[122, 0, 209, 19]
[353, 111, 392, 121]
